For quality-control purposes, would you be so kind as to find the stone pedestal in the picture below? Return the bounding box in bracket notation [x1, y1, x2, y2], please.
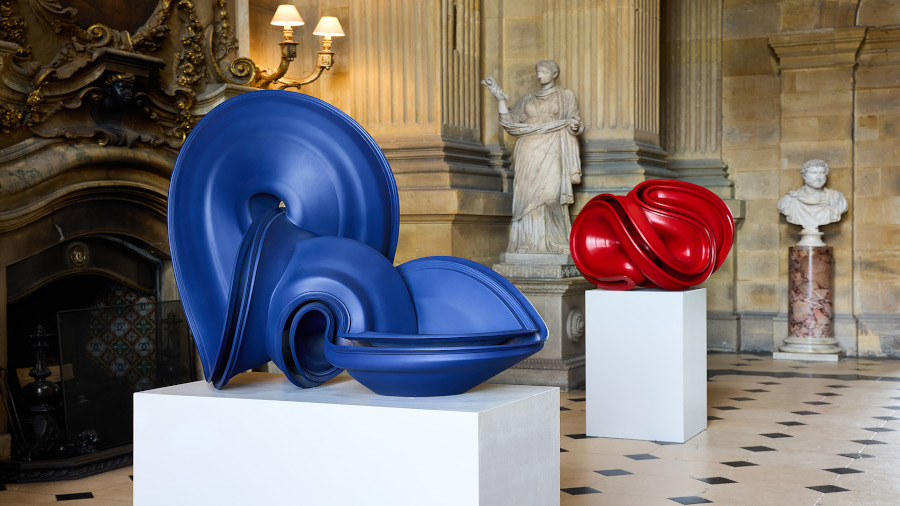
[774, 246, 844, 361]
[135, 374, 559, 505]
[489, 254, 591, 390]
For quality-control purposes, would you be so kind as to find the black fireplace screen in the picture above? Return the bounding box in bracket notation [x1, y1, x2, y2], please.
[56, 301, 196, 451]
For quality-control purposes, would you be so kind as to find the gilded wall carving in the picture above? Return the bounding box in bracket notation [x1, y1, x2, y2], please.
[0, 0, 249, 153]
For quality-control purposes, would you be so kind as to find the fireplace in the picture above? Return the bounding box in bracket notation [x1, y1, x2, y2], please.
[0, 191, 198, 479]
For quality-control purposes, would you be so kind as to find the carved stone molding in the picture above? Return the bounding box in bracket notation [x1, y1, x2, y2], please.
[858, 27, 900, 66]
[769, 27, 867, 70]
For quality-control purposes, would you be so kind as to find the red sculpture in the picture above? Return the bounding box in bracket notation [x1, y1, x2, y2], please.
[570, 180, 734, 291]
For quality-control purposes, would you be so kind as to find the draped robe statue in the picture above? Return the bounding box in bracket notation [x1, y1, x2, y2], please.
[483, 60, 583, 254]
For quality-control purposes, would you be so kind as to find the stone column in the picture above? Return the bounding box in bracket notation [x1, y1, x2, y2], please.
[546, 0, 673, 209]
[769, 28, 864, 354]
[661, 0, 732, 199]
[774, 246, 842, 360]
[351, 0, 510, 266]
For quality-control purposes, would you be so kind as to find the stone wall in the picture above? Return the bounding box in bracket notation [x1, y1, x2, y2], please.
[237, 0, 900, 356]
[24, 0, 877, 356]
[720, 0, 900, 356]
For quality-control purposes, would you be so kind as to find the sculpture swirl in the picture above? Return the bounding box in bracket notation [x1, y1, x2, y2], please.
[168, 90, 547, 396]
[570, 180, 734, 291]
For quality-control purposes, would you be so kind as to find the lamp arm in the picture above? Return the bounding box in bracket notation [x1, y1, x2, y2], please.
[255, 56, 293, 87]
[275, 49, 335, 90]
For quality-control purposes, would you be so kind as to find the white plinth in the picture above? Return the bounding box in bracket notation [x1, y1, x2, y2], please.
[585, 288, 707, 443]
[134, 373, 559, 506]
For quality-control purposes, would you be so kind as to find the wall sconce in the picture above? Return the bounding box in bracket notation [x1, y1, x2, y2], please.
[214, 4, 344, 90]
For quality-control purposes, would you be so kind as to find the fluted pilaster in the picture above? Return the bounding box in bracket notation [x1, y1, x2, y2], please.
[350, 0, 496, 192]
[662, 0, 732, 197]
[547, 0, 670, 209]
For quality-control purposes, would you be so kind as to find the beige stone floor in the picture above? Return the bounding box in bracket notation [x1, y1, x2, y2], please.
[560, 353, 900, 505]
[1, 353, 898, 505]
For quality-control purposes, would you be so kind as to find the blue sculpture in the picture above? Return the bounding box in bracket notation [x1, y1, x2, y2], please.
[168, 90, 547, 396]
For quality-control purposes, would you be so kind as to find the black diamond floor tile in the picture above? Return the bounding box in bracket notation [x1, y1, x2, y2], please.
[838, 453, 876, 459]
[883, 405, 900, 410]
[595, 469, 633, 476]
[777, 421, 807, 426]
[669, 495, 713, 504]
[873, 416, 900, 421]
[569, 397, 586, 402]
[57, 493, 94, 501]
[560, 448, 568, 452]
[730, 397, 756, 401]
[730, 363, 750, 366]
[804, 401, 831, 405]
[807, 485, 850, 493]
[721, 460, 757, 467]
[827, 384, 850, 388]
[708, 416, 723, 421]
[816, 392, 841, 396]
[625, 453, 660, 460]
[792, 411, 820, 415]
[560, 407, 571, 411]
[129, 475, 133, 481]
[566, 434, 596, 439]
[851, 439, 887, 445]
[713, 406, 740, 411]
[561, 486, 601, 495]
[759, 381, 781, 385]
[864, 427, 896, 432]
[760, 432, 792, 438]
[788, 365, 809, 369]
[742, 357, 762, 361]
[742, 446, 776, 452]
[744, 389, 769, 393]
[696, 476, 736, 484]
[823, 467, 864, 475]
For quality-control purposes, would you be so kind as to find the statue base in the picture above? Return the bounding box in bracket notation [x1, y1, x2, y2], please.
[493, 252, 581, 279]
[774, 245, 843, 362]
[490, 253, 591, 390]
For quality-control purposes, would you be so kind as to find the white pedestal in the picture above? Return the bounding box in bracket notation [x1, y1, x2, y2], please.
[585, 288, 707, 443]
[134, 373, 560, 506]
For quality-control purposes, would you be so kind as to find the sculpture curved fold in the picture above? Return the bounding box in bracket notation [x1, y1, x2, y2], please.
[570, 180, 734, 291]
[168, 90, 547, 396]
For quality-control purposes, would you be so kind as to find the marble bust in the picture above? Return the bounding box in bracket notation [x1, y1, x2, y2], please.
[481, 60, 583, 255]
[777, 159, 847, 247]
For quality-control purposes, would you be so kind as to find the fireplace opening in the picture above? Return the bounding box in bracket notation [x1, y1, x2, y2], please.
[2, 234, 196, 479]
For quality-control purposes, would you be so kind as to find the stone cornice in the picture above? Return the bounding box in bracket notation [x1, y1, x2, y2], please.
[769, 27, 867, 70]
[858, 27, 900, 67]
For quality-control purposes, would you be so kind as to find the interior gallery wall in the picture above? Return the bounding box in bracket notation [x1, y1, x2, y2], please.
[240, 0, 900, 357]
[2, 1, 899, 389]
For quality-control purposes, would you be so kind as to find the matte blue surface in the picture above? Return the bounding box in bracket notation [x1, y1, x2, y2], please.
[168, 90, 547, 396]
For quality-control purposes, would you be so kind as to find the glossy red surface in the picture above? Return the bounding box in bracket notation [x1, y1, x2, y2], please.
[570, 180, 734, 290]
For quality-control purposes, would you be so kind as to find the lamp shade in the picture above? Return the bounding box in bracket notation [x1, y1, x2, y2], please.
[313, 16, 345, 36]
[271, 5, 304, 27]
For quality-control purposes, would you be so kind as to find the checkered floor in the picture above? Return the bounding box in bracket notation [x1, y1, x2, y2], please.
[2, 353, 898, 504]
[560, 353, 900, 505]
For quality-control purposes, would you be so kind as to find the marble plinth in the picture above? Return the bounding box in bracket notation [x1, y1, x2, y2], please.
[490, 253, 590, 390]
[774, 246, 843, 361]
[134, 374, 560, 506]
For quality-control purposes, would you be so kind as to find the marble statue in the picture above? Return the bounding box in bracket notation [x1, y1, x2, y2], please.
[777, 159, 848, 247]
[482, 60, 583, 254]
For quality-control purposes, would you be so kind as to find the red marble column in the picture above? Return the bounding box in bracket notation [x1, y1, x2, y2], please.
[779, 246, 842, 355]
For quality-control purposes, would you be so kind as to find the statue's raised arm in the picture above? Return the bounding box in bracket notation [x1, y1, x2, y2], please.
[481, 76, 510, 113]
